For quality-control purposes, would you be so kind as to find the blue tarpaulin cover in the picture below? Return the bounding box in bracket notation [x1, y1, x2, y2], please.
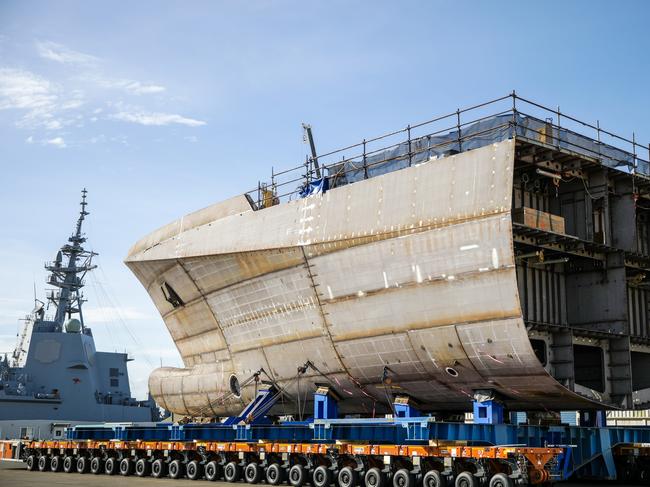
[299, 177, 329, 198]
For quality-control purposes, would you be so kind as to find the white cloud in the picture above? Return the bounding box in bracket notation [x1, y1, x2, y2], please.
[36, 40, 99, 65]
[99, 79, 166, 95]
[46, 136, 66, 148]
[184, 135, 198, 143]
[83, 306, 155, 323]
[0, 68, 58, 111]
[111, 110, 206, 127]
[25, 136, 34, 144]
[0, 68, 85, 132]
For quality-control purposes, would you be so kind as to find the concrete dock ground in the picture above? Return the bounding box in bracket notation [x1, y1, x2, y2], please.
[0, 460, 634, 487]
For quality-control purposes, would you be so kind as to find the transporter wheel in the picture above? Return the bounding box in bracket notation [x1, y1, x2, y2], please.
[77, 456, 90, 474]
[26, 455, 37, 471]
[187, 460, 203, 480]
[62, 455, 75, 473]
[338, 466, 359, 487]
[393, 469, 415, 487]
[119, 457, 133, 476]
[169, 459, 185, 479]
[38, 455, 51, 472]
[90, 456, 104, 474]
[104, 457, 117, 475]
[151, 458, 167, 478]
[422, 470, 445, 487]
[135, 458, 151, 477]
[365, 467, 386, 487]
[313, 465, 333, 487]
[50, 455, 62, 472]
[205, 460, 223, 481]
[488, 473, 512, 487]
[289, 464, 308, 487]
[224, 461, 242, 482]
[454, 472, 476, 487]
[266, 462, 285, 485]
[245, 462, 263, 484]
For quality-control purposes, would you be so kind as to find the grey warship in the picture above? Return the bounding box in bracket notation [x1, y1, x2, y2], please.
[0, 190, 158, 440]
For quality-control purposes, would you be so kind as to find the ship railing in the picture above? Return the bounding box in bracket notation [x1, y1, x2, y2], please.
[245, 92, 650, 209]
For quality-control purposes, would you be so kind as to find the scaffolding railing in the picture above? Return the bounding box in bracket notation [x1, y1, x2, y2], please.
[247, 92, 650, 209]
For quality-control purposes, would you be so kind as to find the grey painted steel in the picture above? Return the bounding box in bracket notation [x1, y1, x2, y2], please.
[0, 192, 157, 437]
[126, 140, 602, 416]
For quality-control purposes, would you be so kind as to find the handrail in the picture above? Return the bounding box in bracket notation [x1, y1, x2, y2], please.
[247, 92, 650, 209]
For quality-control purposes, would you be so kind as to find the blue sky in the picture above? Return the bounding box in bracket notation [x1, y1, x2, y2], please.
[1, 1, 649, 398]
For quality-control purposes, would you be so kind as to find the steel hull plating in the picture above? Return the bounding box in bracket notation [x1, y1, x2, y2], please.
[126, 140, 599, 416]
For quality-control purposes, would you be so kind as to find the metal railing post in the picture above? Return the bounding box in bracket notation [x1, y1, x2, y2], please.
[596, 120, 602, 161]
[633, 132, 637, 175]
[456, 110, 461, 153]
[407, 125, 412, 167]
[363, 139, 368, 179]
[511, 90, 517, 136]
[556, 105, 561, 149]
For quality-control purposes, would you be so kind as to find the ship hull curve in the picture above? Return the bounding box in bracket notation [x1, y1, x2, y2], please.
[128, 140, 602, 416]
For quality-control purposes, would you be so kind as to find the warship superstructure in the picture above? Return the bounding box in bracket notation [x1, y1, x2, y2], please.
[0, 190, 158, 439]
[125, 94, 650, 418]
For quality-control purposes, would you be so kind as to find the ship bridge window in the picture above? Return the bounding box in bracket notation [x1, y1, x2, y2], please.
[110, 378, 119, 388]
[109, 367, 119, 377]
[161, 282, 184, 308]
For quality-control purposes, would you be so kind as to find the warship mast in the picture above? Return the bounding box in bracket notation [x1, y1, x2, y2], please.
[45, 189, 97, 331]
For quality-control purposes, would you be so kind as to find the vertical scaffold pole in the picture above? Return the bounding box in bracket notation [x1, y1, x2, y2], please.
[363, 139, 368, 179]
[407, 125, 412, 167]
[456, 110, 461, 153]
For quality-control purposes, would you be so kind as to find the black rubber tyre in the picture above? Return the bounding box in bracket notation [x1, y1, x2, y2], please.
[169, 459, 185, 479]
[488, 473, 512, 487]
[245, 462, 263, 484]
[224, 461, 242, 482]
[104, 457, 117, 475]
[338, 466, 359, 487]
[365, 467, 385, 487]
[151, 458, 167, 478]
[422, 470, 445, 487]
[90, 456, 104, 474]
[50, 455, 62, 472]
[454, 472, 476, 487]
[313, 465, 333, 487]
[77, 456, 90, 474]
[187, 460, 203, 480]
[135, 458, 151, 477]
[26, 455, 37, 471]
[62, 455, 75, 473]
[38, 455, 50, 472]
[205, 460, 222, 481]
[289, 464, 307, 487]
[393, 469, 414, 487]
[119, 457, 133, 476]
[266, 462, 285, 485]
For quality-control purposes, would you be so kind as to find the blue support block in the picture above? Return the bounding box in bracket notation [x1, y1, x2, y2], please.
[314, 388, 338, 420]
[393, 396, 421, 418]
[473, 399, 504, 425]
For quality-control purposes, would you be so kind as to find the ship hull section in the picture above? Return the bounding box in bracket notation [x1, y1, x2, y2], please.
[127, 140, 599, 416]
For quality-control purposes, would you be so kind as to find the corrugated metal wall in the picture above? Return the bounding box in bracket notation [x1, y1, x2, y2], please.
[628, 285, 650, 339]
[516, 263, 566, 326]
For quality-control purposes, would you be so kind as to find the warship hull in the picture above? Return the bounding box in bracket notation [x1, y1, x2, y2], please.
[126, 140, 603, 416]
